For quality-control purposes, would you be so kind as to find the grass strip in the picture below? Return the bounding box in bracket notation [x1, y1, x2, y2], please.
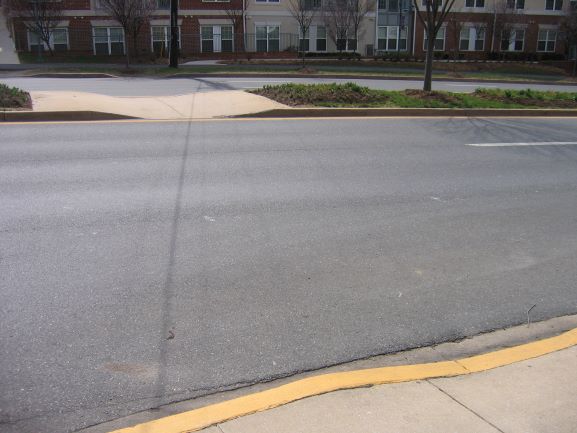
[250, 83, 577, 109]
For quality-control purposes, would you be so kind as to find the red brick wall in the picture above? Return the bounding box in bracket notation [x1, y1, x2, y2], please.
[414, 11, 565, 58]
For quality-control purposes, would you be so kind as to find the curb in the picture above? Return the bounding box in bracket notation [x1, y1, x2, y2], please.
[9, 71, 576, 87]
[162, 72, 577, 86]
[26, 73, 118, 79]
[0, 110, 137, 122]
[237, 107, 577, 118]
[109, 327, 577, 433]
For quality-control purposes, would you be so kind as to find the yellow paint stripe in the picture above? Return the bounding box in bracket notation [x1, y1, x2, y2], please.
[110, 327, 577, 433]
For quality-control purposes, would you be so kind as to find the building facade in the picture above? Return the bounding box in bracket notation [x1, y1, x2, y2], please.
[6, 0, 574, 60]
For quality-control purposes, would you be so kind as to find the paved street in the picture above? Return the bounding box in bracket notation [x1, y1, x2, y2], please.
[2, 76, 577, 96]
[1, 118, 577, 433]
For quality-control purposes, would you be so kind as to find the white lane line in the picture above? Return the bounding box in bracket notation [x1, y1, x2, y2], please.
[467, 142, 577, 147]
[215, 80, 292, 83]
[451, 84, 498, 88]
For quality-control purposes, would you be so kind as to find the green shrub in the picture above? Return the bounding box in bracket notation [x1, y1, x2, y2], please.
[0, 83, 32, 109]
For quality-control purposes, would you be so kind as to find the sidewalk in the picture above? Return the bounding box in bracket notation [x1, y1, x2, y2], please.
[28, 90, 287, 119]
[0, 11, 19, 65]
[200, 344, 577, 433]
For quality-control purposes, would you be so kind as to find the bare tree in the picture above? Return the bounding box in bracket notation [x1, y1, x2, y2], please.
[414, 0, 457, 91]
[323, 0, 353, 56]
[561, 0, 577, 76]
[348, 0, 372, 57]
[288, 0, 318, 66]
[447, 14, 463, 67]
[7, 0, 64, 56]
[490, 0, 521, 56]
[224, 0, 250, 60]
[99, 0, 156, 67]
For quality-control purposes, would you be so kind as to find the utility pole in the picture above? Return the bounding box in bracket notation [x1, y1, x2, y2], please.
[169, 0, 179, 68]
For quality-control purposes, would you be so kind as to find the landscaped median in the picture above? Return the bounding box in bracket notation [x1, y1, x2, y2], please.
[242, 83, 577, 118]
[0, 83, 32, 111]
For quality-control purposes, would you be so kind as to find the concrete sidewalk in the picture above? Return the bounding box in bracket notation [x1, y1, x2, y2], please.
[200, 344, 577, 433]
[0, 11, 19, 65]
[29, 90, 287, 119]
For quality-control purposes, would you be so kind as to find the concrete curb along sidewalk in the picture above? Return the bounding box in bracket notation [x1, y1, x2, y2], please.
[3, 108, 577, 123]
[109, 327, 577, 433]
[238, 107, 577, 118]
[0, 110, 137, 122]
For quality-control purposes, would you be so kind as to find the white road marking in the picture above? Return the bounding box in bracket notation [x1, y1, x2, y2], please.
[467, 142, 577, 147]
[217, 80, 291, 83]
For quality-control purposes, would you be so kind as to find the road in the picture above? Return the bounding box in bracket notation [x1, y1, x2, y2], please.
[2, 76, 577, 96]
[1, 118, 577, 433]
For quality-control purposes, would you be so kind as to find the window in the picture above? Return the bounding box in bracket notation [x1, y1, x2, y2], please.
[465, 0, 484, 7]
[421, 0, 443, 8]
[424, 27, 445, 51]
[459, 27, 485, 51]
[315, 26, 327, 51]
[28, 28, 69, 52]
[545, 0, 562, 9]
[151, 26, 180, 56]
[500, 29, 524, 51]
[93, 27, 124, 55]
[201, 25, 233, 53]
[537, 29, 557, 52]
[256, 25, 279, 52]
[304, 0, 322, 9]
[378, 26, 407, 51]
[255, 0, 280, 3]
[506, 0, 524, 8]
[156, 0, 170, 8]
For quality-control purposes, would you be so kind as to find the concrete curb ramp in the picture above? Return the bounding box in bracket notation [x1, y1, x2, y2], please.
[109, 327, 577, 433]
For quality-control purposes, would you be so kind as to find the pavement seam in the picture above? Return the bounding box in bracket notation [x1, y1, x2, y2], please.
[107, 327, 577, 433]
[426, 380, 506, 433]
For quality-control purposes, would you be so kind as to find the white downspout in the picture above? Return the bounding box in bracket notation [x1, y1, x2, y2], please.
[412, 4, 417, 55]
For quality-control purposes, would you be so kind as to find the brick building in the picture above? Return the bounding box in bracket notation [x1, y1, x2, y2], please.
[5, 0, 575, 60]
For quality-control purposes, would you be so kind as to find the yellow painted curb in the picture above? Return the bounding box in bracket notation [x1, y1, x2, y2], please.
[110, 327, 577, 433]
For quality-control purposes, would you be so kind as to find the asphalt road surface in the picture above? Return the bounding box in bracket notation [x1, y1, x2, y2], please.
[2, 76, 577, 96]
[1, 118, 577, 433]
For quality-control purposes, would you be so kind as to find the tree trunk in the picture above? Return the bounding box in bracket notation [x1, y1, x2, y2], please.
[423, 28, 435, 92]
[573, 55, 577, 77]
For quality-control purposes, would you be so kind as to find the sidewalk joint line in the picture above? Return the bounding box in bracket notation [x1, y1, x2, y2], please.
[426, 380, 506, 433]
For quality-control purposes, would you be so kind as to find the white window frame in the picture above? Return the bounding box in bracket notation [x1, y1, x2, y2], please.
[545, 0, 563, 9]
[506, 0, 525, 9]
[465, 0, 485, 7]
[537, 29, 557, 52]
[315, 25, 327, 52]
[459, 27, 485, 51]
[92, 27, 125, 56]
[27, 28, 69, 52]
[151, 26, 181, 54]
[378, 26, 408, 51]
[201, 25, 234, 53]
[421, 0, 444, 8]
[423, 27, 445, 51]
[501, 28, 524, 51]
[255, 25, 280, 52]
